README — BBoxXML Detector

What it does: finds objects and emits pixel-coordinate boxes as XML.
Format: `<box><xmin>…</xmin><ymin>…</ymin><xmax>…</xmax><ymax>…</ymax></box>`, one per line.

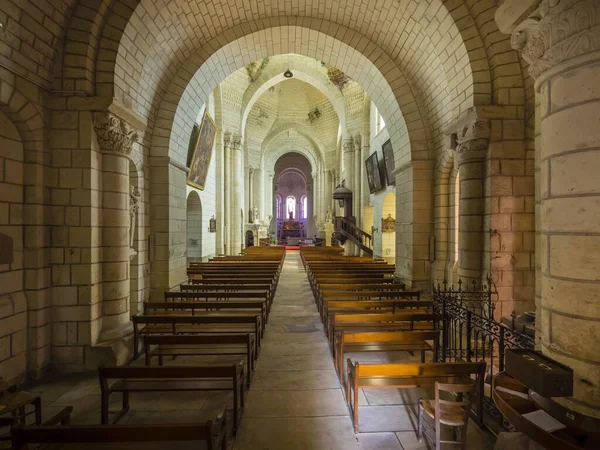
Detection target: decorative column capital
<box><xmin>232</xmin><ymin>134</ymin><xmax>242</xmax><ymax>151</ymax></box>
<box><xmin>342</xmin><ymin>138</ymin><xmax>354</xmax><ymax>154</ymax></box>
<box><xmin>497</xmin><ymin>0</ymin><xmax>600</xmax><ymax>80</ymax></box>
<box><xmin>249</xmin><ymin>166</ymin><xmax>254</xmax><ymax>176</ymax></box>
<box><xmin>353</xmin><ymin>134</ymin><xmax>362</xmax><ymax>149</ymax></box>
<box><xmin>93</xmin><ymin>112</ymin><xmax>138</xmax><ymax>155</ymax></box>
<box><xmin>454</xmin><ymin>119</ymin><xmax>490</xmax><ymax>164</ymax></box>
<box><xmin>223</xmin><ymin>132</ymin><xmax>232</xmax><ymax>148</ymax></box>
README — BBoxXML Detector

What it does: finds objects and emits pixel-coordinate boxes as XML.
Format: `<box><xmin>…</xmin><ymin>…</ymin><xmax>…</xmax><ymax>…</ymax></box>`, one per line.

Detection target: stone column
<box><xmin>497</xmin><ymin>0</ymin><xmax>600</xmax><ymax>417</ymax></box>
<box><xmin>248</xmin><ymin>167</ymin><xmax>254</xmax><ymax>220</ymax></box>
<box><xmin>320</xmin><ymin>168</ymin><xmax>327</xmax><ymax>224</ymax></box>
<box><xmin>255</xmin><ymin>168</ymin><xmax>262</xmax><ymax>222</ymax></box>
<box><xmin>267</xmin><ymin>171</ymin><xmax>274</xmax><ymax>223</ymax></box>
<box><xmin>231</xmin><ymin>135</ymin><xmax>243</xmax><ymax>254</ymax></box>
<box><xmin>453</xmin><ymin>115</ymin><xmax>490</xmax><ymax>284</ymax></box>
<box><xmin>93</xmin><ymin>112</ymin><xmax>138</xmax><ymax>341</ymax></box>
<box><xmin>343</xmin><ymin>137</ymin><xmax>356</xmax><ymax>255</ymax></box>
<box><xmin>343</xmin><ymin>137</ymin><xmax>355</xmax><ymax>217</ymax></box>
<box><xmin>312</xmin><ymin>172</ymin><xmax>319</xmax><ymax>224</ymax></box>
<box><xmin>361</xmin><ymin>133</ymin><xmax>370</xmax><ymax>213</ymax></box>
<box><xmin>223</xmin><ymin>133</ymin><xmax>231</xmax><ymax>255</ymax></box>
<box><xmin>354</xmin><ymin>135</ymin><xmax>362</xmax><ymax>228</ymax></box>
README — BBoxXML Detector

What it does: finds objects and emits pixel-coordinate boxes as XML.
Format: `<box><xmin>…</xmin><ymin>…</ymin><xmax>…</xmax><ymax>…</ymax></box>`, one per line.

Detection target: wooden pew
<box><xmin>131</xmin><ymin>314</ymin><xmax>262</xmax><ymax>359</ymax></box>
<box><xmin>180</xmin><ymin>282</ymin><xmax>275</xmax><ymax>302</ymax></box>
<box><xmin>143</xmin><ymin>334</ymin><xmax>256</xmax><ymax>385</ymax></box>
<box><xmin>317</xmin><ymin>289</ymin><xmax>421</xmax><ymax>316</ymax></box>
<box><xmin>144</xmin><ymin>301</ymin><xmax>268</xmax><ymax>330</ymax></box>
<box><xmin>165</xmin><ymin>290</ymin><xmax>272</xmax><ymax>314</ymax></box>
<box><xmin>345</xmin><ymin>361</ymin><xmax>486</xmax><ymax>432</ymax></box>
<box><xmin>99</xmin><ymin>364</ymin><xmax>244</xmax><ymax>432</ymax></box>
<box><xmin>11</xmin><ymin>406</ymin><xmax>227</xmax><ymax>450</ymax></box>
<box><xmin>11</xmin><ymin>405</ymin><xmax>228</xmax><ymax>450</ymax></box>
<box><xmin>327</xmin><ymin>311</ymin><xmax>436</xmax><ymax>347</ymax></box>
<box><xmin>322</xmin><ymin>299</ymin><xmax>433</xmax><ymax>332</ymax></box>
<box><xmin>333</xmin><ymin>330</ymin><xmax>440</xmax><ymax>373</ymax></box>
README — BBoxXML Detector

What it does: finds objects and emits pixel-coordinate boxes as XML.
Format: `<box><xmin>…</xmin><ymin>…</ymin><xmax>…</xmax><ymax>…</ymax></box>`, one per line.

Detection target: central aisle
<box><xmin>232</xmin><ymin>251</ymin><xmax>362</xmax><ymax>449</ymax></box>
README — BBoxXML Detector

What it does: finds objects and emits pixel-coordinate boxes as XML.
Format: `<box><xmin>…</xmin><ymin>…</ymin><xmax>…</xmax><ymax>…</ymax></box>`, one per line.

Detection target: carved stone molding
<box><xmin>223</xmin><ymin>131</ymin><xmax>232</xmax><ymax>148</ymax></box>
<box><xmin>93</xmin><ymin>112</ymin><xmax>139</xmax><ymax>155</ymax></box>
<box><xmin>342</xmin><ymin>138</ymin><xmax>354</xmax><ymax>154</ymax></box>
<box><xmin>454</xmin><ymin>119</ymin><xmax>490</xmax><ymax>164</ymax></box>
<box><xmin>508</xmin><ymin>0</ymin><xmax>600</xmax><ymax>79</ymax></box>
<box><xmin>232</xmin><ymin>134</ymin><xmax>242</xmax><ymax>151</ymax></box>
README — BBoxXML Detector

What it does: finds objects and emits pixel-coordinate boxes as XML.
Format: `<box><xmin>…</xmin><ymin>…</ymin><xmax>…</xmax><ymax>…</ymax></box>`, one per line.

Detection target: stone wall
<box><xmin>0</xmin><ymin>112</ymin><xmax>27</xmax><ymax>382</ymax></box>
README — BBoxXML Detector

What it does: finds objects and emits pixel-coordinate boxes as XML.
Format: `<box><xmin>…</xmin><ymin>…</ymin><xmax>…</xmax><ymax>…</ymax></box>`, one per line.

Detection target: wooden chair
<box><xmin>417</xmin><ymin>381</ymin><xmax>476</xmax><ymax>450</ymax></box>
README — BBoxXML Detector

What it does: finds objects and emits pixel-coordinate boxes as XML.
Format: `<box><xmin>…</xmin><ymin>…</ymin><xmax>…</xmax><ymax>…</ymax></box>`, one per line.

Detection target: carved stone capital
<box><xmin>454</xmin><ymin>119</ymin><xmax>490</xmax><ymax>164</ymax></box>
<box><xmin>93</xmin><ymin>112</ymin><xmax>139</xmax><ymax>155</ymax></box>
<box><xmin>223</xmin><ymin>132</ymin><xmax>232</xmax><ymax>148</ymax></box>
<box><xmin>232</xmin><ymin>134</ymin><xmax>242</xmax><ymax>151</ymax></box>
<box><xmin>342</xmin><ymin>138</ymin><xmax>354</xmax><ymax>154</ymax></box>
<box><xmin>501</xmin><ymin>0</ymin><xmax>600</xmax><ymax>80</ymax></box>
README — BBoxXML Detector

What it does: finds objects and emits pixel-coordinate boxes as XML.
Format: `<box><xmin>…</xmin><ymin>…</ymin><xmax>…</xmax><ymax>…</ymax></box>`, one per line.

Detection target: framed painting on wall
<box><xmin>365</xmin><ymin>152</ymin><xmax>383</xmax><ymax>193</ymax></box>
<box><xmin>382</xmin><ymin>139</ymin><xmax>395</xmax><ymax>186</ymax></box>
<box><xmin>187</xmin><ymin>110</ymin><xmax>217</xmax><ymax>190</ymax></box>
<box><xmin>186</xmin><ymin>123</ymin><xmax>200</xmax><ymax>168</ymax></box>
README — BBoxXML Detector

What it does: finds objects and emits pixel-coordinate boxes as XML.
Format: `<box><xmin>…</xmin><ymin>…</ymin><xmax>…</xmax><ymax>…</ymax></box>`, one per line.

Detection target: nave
<box><xmin>2</xmin><ymin>250</ymin><xmax>495</xmax><ymax>450</ymax></box>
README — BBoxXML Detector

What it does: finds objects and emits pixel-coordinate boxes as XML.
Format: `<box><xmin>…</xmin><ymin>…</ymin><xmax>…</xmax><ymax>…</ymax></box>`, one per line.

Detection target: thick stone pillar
<box><xmin>320</xmin><ymin>168</ymin><xmax>327</xmax><ymax>223</ymax></box>
<box><xmin>497</xmin><ymin>0</ymin><xmax>600</xmax><ymax>417</ymax></box>
<box><xmin>248</xmin><ymin>167</ymin><xmax>254</xmax><ymax>220</ymax></box>
<box><xmin>93</xmin><ymin>112</ymin><xmax>138</xmax><ymax>357</ymax></box>
<box><xmin>354</xmin><ymin>135</ymin><xmax>362</xmax><ymax>228</ymax></box>
<box><xmin>223</xmin><ymin>133</ymin><xmax>231</xmax><ymax>254</ymax></box>
<box><xmin>312</xmin><ymin>172</ymin><xmax>319</xmax><ymax>224</ymax></box>
<box><xmin>231</xmin><ymin>135</ymin><xmax>243</xmax><ymax>254</ymax></box>
<box><xmin>453</xmin><ymin>115</ymin><xmax>490</xmax><ymax>284</ymax></box>
<box><xmin>254</xmin><ymin>168</ymin><xmax>262</xmax><ymax>222</ymax></box>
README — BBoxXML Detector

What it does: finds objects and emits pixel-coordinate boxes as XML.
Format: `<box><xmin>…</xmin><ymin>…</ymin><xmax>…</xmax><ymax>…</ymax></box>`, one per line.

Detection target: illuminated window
<box><xmin>301</xmin><ymin>195</ymin><xmax>307</xmax><ymax>219</ymax></box>
<box><xmin>286</xmin><ymin>196</ymin><xmax>296</xmax><ymax>220</ymax></box>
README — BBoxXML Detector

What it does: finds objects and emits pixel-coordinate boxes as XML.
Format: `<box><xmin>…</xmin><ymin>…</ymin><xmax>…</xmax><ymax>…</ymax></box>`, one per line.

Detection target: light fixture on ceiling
<box><xmin>284</xmin><ymin>54</ymin><xmax>293</xmax><ymax>78</ymax></box>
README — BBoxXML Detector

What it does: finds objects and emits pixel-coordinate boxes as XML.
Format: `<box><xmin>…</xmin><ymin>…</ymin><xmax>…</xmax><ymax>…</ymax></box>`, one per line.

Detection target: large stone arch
<box><xmin>0</xmin><ymin>78</ymin><xmax>50</xmax><ymax>380</ymax></box>
<box><xmin>149</xmin><ymin>23</ymin><xmax>419</xmax><ymax>171</ymax></box>
<box><xmin>261</xmin><ymin>145</ymin><xmax>320</xmax><ymax>176</ymax></box>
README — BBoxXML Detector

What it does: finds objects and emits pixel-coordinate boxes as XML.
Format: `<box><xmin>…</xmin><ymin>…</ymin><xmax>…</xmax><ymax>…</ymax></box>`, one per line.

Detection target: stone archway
<box><xmin>186</xmin><ymin>192</ymin><xmax>203</xmax><ymax>262</ymax></box>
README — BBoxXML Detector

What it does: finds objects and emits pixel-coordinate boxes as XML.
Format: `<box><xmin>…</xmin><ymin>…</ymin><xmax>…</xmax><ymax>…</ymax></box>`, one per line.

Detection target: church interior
<box><xmin>0</xmin><ymin>0</ymin><xmax>599</xmax><ymax>449</ymax></box>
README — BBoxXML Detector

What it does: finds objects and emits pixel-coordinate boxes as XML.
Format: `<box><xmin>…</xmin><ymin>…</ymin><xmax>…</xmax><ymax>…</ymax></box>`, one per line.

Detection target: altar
<box><xmin>279</xmin><ymin>220</ymin><xmax>304</xmax><ymax>240</ymax></box>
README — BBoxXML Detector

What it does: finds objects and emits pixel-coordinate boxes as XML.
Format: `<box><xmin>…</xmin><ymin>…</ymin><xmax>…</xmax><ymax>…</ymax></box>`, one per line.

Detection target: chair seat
<box><xmin>0</xmin><ymin>391</ymin><xmax>37</xmax><ymax>414</ymax></box>
<box><xmin>420</xmin><ymin>399</ymin><xmax>466</xmax><ymax>427</ymax></box>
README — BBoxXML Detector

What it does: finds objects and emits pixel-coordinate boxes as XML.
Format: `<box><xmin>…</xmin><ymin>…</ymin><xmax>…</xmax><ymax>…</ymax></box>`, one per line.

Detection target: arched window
<box><xmin>276</xmin><ymin>195</ymin><xmax>282</xmax><ymax>219</ymax></box>
<box><xmin>301</xmin><ymin>195</ymin><xmax>307</xmax><ymax>219</ymax></box>
<box><xmin>286</xmin><ymin>196</ymin><xmax>296</xmax><ymax>220</ymax></box>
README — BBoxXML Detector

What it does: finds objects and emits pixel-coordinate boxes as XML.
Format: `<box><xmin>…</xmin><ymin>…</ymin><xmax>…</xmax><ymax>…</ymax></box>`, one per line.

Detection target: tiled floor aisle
<box><xmin>233</xmin><ymin>252</ymin><xmax>423</xmax><ymax>450</ymax></box>
<box><xmin>232</xmin><ymin>251</ymin><xmax>495</xmax><ymax>450</ymax></box>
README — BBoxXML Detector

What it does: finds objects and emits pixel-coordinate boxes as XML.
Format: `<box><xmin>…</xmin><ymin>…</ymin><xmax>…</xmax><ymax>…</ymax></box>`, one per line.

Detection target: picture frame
<box><xmin>382</xmin><ymin>139</ymin><xmax>395</xmax><ymax>186</ymax></box>
<box><xmin>187</xmin><ymin>111</ymin><xmax>217</xmax><ymax>190</ymax></box>
<box><xmin>365</xmin><ymin>152</ymin><xmax>383</xmax><ymax>193</ymax></box>
<box><xmin>186</xmin><ymin>123</ymin><xmax>200</xmax><ymax>169</ymax></box>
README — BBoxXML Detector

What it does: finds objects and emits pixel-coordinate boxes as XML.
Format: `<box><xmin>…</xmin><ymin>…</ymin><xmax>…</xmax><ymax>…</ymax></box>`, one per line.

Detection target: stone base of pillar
<box><xmin>86</xmin><ymin>323</ymin><xmax>134</xmax><ymax>369</ymax></box>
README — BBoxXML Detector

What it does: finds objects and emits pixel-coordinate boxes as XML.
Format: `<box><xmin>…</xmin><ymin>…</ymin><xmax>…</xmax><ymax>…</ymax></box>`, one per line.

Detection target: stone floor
<box><xmin>5</xmin><ymin>251</ymin><xmax>497</xmax><ymax>449</ymax></box>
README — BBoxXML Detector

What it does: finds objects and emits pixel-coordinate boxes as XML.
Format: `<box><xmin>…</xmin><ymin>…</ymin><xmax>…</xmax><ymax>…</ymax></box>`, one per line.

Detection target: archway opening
<box><xmin>186</xmin><ymin>192</ymin><xmax>202</xmax><ymax>262</ymax></box>
<box><xmin>381</xmin><ymin>192</ymin><xmax>396</xmax><ymax>264</ymax></box>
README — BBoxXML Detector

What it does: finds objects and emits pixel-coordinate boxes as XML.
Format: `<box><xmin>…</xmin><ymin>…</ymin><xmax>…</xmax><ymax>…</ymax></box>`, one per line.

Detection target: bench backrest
<box><xmin>355</xmin><ymin>361</ymin><xmax>485</xmax><ymax>379</ymax></box>
<box><xmin>342</xmin><ymin>330</ymin><xmax>439</xmax><ymax>344</ymax></box>
<box><xmin>326</xmin><ymin>300</ymin><xmax>432</xmax><ymax>310</ymax></box>
<box><xmin>333</xmin><ymin>311</ymin><xmax>434</xmax><ymax>324</ymax></box>
<box><xmin>164</xmin><ymin>291</ymin><xmax>268</xmax><ymax>301</ymax></box>
<box><xmin>144</xmin><ymin>333</ymin><xmax>252</xmax><ymax>346</ymax></box>
<box><xmin>99</xmin><ymin>364</ymin><xmax>241</xmax><ymax>380</ymax></box>
<box><xmin>145</xmin><ymin>301</ymin><xmax>265</xmax><ymax>315</ymax></box>
<box><xmin>132</xmin><ymin>314</ymin><xmax>259</xmax><ymax>325</ymax></box>
<box><xmin>321</xmin><ymin>290</ymin><xmax>420</xmax><ymax>299</ymax></box>
<box><xmin>11</xmin><ymin>422</ymin><xmax>219</xmax><ymax>448</ymax></box>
